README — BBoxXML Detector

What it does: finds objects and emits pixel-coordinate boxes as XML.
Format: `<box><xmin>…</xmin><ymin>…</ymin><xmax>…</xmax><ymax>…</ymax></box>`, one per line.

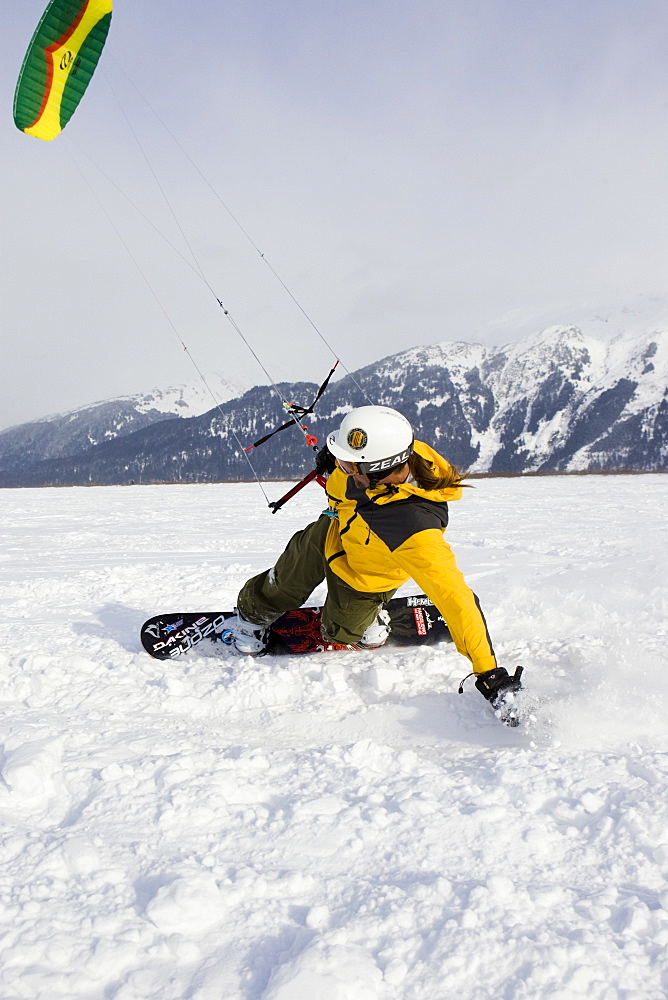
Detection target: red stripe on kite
<box><xmin>26</xmin><ymin>0</ymin><xmax>89</xmax><ymax>129</ymax></box>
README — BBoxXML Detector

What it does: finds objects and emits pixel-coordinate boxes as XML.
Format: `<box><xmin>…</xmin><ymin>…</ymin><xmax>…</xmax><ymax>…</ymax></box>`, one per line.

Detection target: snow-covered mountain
<box><xmin>1</xmin><ymin>326</ymin><xmax>666</xmax><ymax>486</ymax></box>
<box><xmin>0</xmin><ymin>373</ymin><xmax>244</xmax><ymax>472</ymax></box>
<box><xmin>418</xmin><ymin>324</ymin><xmax>667</xmax><ymax>473</ymax></box>
<box><xmin>328</xmin><ymin>324</ymin><xmax>667</xmax><ymax>474</ymax></box>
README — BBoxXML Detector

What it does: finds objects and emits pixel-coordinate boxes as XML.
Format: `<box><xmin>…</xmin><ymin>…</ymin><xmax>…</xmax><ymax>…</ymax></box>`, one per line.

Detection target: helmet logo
<box><xmin>347</xmin><ymin>428</ymin><xmax>367</xmax><ymax>450</ymax></box>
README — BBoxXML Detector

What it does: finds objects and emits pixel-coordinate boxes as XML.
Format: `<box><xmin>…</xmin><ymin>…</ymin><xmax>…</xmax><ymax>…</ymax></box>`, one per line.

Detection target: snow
<box><xmin>1</xmin><ymin>475</ymin><xmax>667</xmax><ymax>1000</ymax></box>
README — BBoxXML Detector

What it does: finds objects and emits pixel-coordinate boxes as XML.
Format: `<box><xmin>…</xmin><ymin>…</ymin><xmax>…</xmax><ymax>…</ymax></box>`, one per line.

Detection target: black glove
<box><xmin>315</xmin><ymin>445</ymin><xmax>337</xmax><ymax>476</ymax></box>
<box><xmin>475</xmin><ymin>666</ymin><xmax>524</xmax><ymax>725</ymax></box>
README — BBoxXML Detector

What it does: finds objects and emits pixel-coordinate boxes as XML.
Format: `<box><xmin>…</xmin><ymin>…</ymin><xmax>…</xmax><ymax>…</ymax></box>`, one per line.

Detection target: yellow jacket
<box><xmin>324</xmin><ymin>441</ymin><xmax>497</xmax><ymax>674</ymax></box>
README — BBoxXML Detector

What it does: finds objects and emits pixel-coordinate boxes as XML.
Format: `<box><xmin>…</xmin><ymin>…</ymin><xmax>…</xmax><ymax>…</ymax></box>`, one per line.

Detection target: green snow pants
<box><xmin>236</xmin><ymin>515</ymin><xmax>396</xmax><ymax>645</ymax></box>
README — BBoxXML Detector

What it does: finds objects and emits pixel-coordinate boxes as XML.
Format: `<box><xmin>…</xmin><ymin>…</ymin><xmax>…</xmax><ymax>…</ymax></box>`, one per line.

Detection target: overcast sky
<box><xmin>3</xmin><ymin>0</ymin><xmax>668</xmax><ymax>429</ymax></box>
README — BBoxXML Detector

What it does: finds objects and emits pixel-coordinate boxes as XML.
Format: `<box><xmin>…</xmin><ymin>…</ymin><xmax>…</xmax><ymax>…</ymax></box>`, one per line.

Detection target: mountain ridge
<box><xmin>0</xmin><ymin>373</ymin><xmax>244</xmax><ymax>472</ymax></box>
<box><xmin>1</xmin><ymin>325</ymin><xmax>666</xmax><ymax>486</ymax></box>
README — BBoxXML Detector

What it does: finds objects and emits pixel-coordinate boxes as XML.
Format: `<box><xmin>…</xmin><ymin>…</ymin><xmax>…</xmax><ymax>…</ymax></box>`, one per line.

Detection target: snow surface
<box><xmin>1</xmin><ymin>476</ymin><xmax>667</xmax><ymax>1000</ymax></box>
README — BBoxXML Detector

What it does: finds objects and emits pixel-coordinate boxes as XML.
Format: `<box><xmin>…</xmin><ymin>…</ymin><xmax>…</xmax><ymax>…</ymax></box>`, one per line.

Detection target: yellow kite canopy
<box><xmin>14</xmin><ymin>0</ymin><xmax>112</xmax><ymax>141</ymax></box>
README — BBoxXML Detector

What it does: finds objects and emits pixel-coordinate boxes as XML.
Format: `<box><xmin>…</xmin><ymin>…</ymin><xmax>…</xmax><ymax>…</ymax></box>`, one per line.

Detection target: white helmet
<box><xmin>327</xmin><ymin>405</ymin><xmax>414</xmax><ymax>475</ymax></box>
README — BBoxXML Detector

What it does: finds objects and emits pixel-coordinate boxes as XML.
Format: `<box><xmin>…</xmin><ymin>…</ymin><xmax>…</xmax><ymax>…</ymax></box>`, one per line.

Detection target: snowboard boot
<box><xmin>357</xmin><ymin>609</ymin><xmax>391</xmax><ymax>649</ymax></box>
<box><xmin>226</xmin><ymin>609</ymin><xmax>269</xmax><ymax>655</ymax></box>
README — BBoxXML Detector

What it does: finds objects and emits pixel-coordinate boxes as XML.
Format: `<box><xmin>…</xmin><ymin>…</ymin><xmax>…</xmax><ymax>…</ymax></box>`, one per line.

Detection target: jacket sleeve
<box><xmin>392</xmin><ymin>529</ymin><xmax>497</xmax><ymax>674</ymax></box>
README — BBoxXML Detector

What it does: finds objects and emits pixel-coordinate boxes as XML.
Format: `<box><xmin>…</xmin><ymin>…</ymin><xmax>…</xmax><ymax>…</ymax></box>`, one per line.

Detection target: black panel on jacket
<box><xmin>351</xmin><ymin>487</ymin><xmax>450</xmax><ymax>552</ymax></box>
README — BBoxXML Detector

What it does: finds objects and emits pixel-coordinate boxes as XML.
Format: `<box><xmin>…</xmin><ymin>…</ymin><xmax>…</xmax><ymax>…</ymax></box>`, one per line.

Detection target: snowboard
<box><xmin>140</xmin><ymin>594</ymin><xmax>452</xmax><ymax>660</ymax></box>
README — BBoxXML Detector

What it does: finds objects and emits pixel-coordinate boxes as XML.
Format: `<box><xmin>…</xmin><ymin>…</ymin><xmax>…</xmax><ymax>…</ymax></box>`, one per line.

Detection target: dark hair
<box><xmin>408</xmin><ymin>451</ymin><xmax>468</xmax><ymax>491</ymax></box>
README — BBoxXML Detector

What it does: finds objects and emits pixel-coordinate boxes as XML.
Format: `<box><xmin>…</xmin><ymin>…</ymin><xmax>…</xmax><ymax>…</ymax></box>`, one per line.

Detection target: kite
<box><xmin>14</xmin><ymin>0</ymin><xmax>112</xmax><ymax>141</ymax></box>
